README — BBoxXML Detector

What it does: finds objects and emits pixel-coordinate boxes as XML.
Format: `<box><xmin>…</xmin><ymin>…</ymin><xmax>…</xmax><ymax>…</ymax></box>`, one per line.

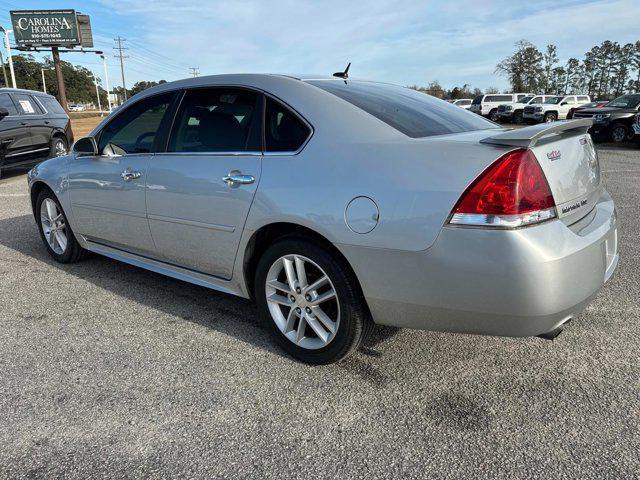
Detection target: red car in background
<box><xmin>567</xmin><ymin>100</ymin><xmax>608</xmax><ymax>119</ymax></box>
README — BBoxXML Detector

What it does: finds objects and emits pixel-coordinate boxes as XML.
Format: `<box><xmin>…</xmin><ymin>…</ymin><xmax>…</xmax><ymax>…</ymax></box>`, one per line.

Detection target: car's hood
<box><xmin>579</xmin><ymin>106</ymin><xmax>636</xmax><ymax>115</ymax></box>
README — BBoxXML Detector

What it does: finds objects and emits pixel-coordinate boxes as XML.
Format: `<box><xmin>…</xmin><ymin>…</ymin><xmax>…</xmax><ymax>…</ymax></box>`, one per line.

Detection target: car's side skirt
<box><xmin>84</xmin><ymin>240</ymin><xmax>247</xmax><ymax>299</ymax></box>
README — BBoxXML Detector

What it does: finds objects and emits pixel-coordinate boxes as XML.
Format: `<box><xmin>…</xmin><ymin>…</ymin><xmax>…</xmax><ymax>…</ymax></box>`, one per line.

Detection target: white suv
<box><xmin>497</xmin><ymin>95</ymin><xmax>556</xmax><ymax>124</ymax></box>
<box><xmin>523</xmin><ymin>95</ymin><xmax>591</xmax><ymax>123</ymax></box>
<box><xmin>469</xmin><ymin>93</ymin><xmax>531</xmax><ymax>121</ymax></box>
<box><xmin>452</xmin><ymin>98</ymin><xmax>472</xmax><ymax>109</ymax></box>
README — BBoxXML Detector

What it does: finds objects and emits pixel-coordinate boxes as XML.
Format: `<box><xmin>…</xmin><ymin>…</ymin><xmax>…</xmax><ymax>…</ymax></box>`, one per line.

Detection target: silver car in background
<box><xmin>28</xmin><ymin>74</ymin><xmax>618</xmax><ymax>364</ymax></box>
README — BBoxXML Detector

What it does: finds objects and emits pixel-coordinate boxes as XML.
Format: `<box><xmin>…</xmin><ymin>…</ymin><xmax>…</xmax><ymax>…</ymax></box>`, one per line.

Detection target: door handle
<box><xmin>222</xmin><ymin>172</ymin><xmax>255</xmax><ymax>186</ymax></box>
<box><xmin>121</xmin><ymin>169</ymin><xmax>142</xmax><ymax>181</ymax></box>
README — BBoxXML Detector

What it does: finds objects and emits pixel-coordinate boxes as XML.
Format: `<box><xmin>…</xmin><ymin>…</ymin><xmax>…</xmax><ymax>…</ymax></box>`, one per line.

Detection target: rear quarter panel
<box><xmin>246</xmin><ymin>130</ymin><xmax>506</xmax><ymax>252</ymax></box>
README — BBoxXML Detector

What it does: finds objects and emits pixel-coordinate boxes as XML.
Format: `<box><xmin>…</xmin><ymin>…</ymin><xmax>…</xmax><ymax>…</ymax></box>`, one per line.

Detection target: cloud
<box><xmin>91</xmin><ymin>0</ymin><xmax>640</xmax><ymax>89</ymax></box>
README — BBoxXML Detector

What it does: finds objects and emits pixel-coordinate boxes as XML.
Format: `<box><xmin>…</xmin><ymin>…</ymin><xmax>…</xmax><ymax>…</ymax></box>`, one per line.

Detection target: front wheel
<box><xmin>610</xmin><ymin>124</ymin><xmax>628</xmax><ymax>143</ymax></box>
<box><xmin>35</xmin><ymin>189</ymin><xmax>86</xmax><ymax>263</ymax></box>
<box><xmin>544</xmin><ymin>112</ymin><xmax>557</xmax><ymax>123</ymax></box>
<box><xmin>488</xmin><ymin>109</ymin><xmax>499</xmax><ymax>122</ymax></box>
<box><xmin>513</xmin><ymin>111</ymin><xmax>523</xmax><ymax>124</ymax></box>
<box><xmin>255</xmin><ymin>238</ymin><xmax>371</xmax><ymax>364</ymax></box>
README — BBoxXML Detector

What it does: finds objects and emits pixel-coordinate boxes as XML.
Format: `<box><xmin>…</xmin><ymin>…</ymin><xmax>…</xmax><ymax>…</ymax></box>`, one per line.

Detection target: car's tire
<box><xmin>513</xmin><ymin>110</ymin><xmax>523</xmax><ymax>124</ymax></box>
<box><xmin>50</xmin><ymin>136</ymin><xmax>68</xmax><ymax>158</ymax></box>
<box><xmin>35</xmin><ymin>189</ymin><xmax>86</xmax><ymax>263</ymax></box>
<box><xmin>488</xmin><ymin>109</ymin><xmax>499</xmax><ymax>122</ymax></box>
<box><xmin>610</xmin><ymin>123</ymin><xmax>628</xmax><ymax>143</ymax></box>
<box><xmin>544</xmin><ymin>112</ymin><xmax>557</xmax><ymax>123</ymax></box>
<box><xmin>254</xmin><ymin>237</ymin><xmax>372</xmax><ymax>365</ymax></box>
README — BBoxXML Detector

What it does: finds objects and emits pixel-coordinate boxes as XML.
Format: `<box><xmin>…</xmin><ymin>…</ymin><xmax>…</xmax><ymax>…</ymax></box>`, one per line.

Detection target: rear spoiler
<box><xmin>480</xmin><ymin>119</ymin><xmax>593</xmax><ymax>148</ymax></box>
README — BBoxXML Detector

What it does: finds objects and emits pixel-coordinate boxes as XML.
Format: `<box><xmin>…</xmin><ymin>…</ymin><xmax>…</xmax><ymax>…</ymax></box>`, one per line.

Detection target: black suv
<box><xmin>0</xmin><ymin>88</ymin><xmax>73</xmax><ymax>177</ymax></box>
<box><xmin>573</xmin><ymin>93</ymin><xmax>640</xmax><ymax>143</ymax></box>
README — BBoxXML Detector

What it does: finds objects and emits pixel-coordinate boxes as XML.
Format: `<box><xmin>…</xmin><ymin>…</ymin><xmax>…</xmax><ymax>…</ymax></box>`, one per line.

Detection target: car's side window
<box><xmin>531</xmin><ymin>96</ymin><xmax>542</xmax><ymax>104</ymax></box>
<box><xmin>578</xmin><ymin>96</ymin><xmax>590</xmax><ymax>103</ymax></box>
<box><xmin>12</xmin><ymin>94</ymin><xmax>43</xmax><ymax>115</ymax></box>
<box><xmin>264</xmin><ymin>98</ymin><xmax>310</xmax><ymax>152</ymax></box>
<box><xmin>564</xmin><ymin>96</ymin><xmax>576</xmax><ymax>105</ymax></box>
<box><xmin>516</xmin><ymin>94</ymin><xmax>528</xmax><ymax>101</ymax></box>
<box><xmin>37</xmin><ymin>96</ymin><xmax>66</xmax><ymax>115</ymax></box>
<box><xmin>98</xmin><ymin>92</ymin><xmax>176</xmax><ymax>154</ymax></box>
<box><xmin>0</xmin><ymin>93</ymin><xmax>18</xmax><ymax>115</ymax></box>
<box><xmin>168</xmin><ymin>88</ymin><xmax>261</xmax><ymax>153</ymax></box>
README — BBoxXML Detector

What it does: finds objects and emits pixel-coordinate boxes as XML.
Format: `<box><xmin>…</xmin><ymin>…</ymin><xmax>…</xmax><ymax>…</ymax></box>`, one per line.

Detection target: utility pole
<box><xmin>93</xmin><ymin>73</ymin><xmax>102</xmax><ymax>115</ymax></box>
<box><xmin>189</xmin><ymin>67</ymin><xmax>199</xmax><ymax>77</ymax></box>
<box><xmin>0</xmin><ymin>28</ymin><xmax>16</xmax><ymax>88</ymax></box>
<box><xmin>113</xmin><ymin>36</ymin><xmax>128</xmax><ymax>101</ymax></box>
<box><xmin>52</xmin><ymin>47</ymin><xmax>69</xmax><ymax>112</ymax></box>
<box><xmin>0</xmin><ymin>49</ymin><xmax>7</xmax><ymax>87</ymax></box>
<box><xmin>101</xmin><ymin>54</ymin><xmax>112</xmax><ymax>112</ymax></box>
<box><xmin>41</xmin><ymin>68</ymin><xmax>47</xmax><ymax>92</ymax></box>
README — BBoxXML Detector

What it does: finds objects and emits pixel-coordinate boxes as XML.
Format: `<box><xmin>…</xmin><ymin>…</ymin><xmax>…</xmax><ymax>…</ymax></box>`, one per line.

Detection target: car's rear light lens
<box><xmin>449</xmin><ymin>148</ymin><xmax>556</xmax><ymax>228</ymax></box>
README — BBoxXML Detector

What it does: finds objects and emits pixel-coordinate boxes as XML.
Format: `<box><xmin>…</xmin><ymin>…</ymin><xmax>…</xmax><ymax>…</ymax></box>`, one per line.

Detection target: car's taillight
<box><xmin>449</xmin><ymin>148</ymin><xmax>556</xmax><ymax>228</ymax></box>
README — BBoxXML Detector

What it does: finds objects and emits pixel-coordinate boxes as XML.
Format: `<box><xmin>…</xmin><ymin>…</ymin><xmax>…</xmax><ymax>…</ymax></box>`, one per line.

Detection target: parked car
<box><xmin>0</xmin><ymin>88</ymin><xmax>72</xmax><ymax>178</ymax></box>
<box><xmin>633</xmin><ymin>112</ymin><xmax>640</xmax><ymax>144</ymax></box>
<box><xmin>68</xmin><ymin>104</ymin><xmax>86</xmax><ymax>112</ymax></box>
<box><xmin>28</xmin><ymin>74</ymin><xmax>618</xmax><ymax>364</ymax></box>
<box><xmin>567</xmin><ymin>100</ymin><xmax>608</xmax><ymax>119</ymax></box>
<box><xmin>497</xmin><ymin>94</ymin><xmax>556</xmax><ymax>124</ymax></box>
<box><xmin>452</xmin><ymin>98</ymin><xmax>472</xmax><ymax>109</ymax></box>
<box><xmin>523</xmin><ymin>95</ymin><xmax>591</xmax><ymax>123</ymax></box>
<box><xmin>470</xmin><ymin>93</ymin><xmax>532</xmax><ymax>121</ymax></box>
<box><xmin>572</xmin><ymin>94</ymin><xmax>640</xmax><ymax>143</ymax></box>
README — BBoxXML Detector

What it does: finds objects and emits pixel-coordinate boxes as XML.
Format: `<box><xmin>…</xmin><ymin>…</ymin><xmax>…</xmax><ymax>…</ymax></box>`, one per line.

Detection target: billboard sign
<box><xmin>10</xmin><ymin>10</ymin><xmax>80</xmax><ymax>47</ymax></box>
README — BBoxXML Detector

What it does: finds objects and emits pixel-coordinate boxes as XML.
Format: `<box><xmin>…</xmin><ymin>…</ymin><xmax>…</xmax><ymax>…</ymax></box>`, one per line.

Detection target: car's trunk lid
<box><xmin>481</xmin><ymin>119</ymin><xmax>601</xmax><ymax>224</ymax></box>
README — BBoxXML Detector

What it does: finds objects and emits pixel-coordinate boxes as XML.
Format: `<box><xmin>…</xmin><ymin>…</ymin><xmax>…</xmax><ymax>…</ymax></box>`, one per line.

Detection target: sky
<box><xmin>1</xmin><ymin>0</ymin><xmax>639</xmax><ymax>92</ymax></box>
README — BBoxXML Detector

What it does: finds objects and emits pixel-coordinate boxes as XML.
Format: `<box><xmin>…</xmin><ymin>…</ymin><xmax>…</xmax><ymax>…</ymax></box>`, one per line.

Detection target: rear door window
<box><xmin>486</xmin><ymin>95</ymin><xmax>512</xmax><ymax>103</ymax></box>
<box><xmin>37</xmin><ymin>96</ymin><xmax>67</xmax><ymax>114</ymax></box>
<box><xmin>12</xmin><ymin>94</ymin><xmax>43</xmax><ymax>115</ymax></box>
<box><xmin>516</xmin><ymin>94</ymin><xmax>528</xmax><ymax>101</ymax></box>
<box><xmin>308</xmin><ymin>80</ymin><xmax>496</xmax><ymax>138</ymax></box>
<box><xmin>168</xmin><ymin>88</ymin><xmax>261</xmax><ymax>152</ymax></box>
<box><xmin>264</xmin><ymin>98</ymin><xmax>311</xmax><ymax>152</ymax></box>
<box><xmin>0</xmin><ymin>93</ymin><xmax>18</xmax><ymax>115</ymax></box>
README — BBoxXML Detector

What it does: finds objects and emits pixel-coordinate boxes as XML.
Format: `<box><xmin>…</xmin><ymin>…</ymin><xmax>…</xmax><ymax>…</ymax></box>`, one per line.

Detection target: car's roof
<box><xmin>0</xmin><ymin>87</ymin><xmax>54</xmax><ymax>97</ymax></box>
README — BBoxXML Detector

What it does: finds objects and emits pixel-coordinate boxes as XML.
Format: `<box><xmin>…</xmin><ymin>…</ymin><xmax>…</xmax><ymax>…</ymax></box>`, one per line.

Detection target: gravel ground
<box><xmin>0</xmin><ymin>146</ymin><xmax>638</xmax><ymax>479</ymax></box>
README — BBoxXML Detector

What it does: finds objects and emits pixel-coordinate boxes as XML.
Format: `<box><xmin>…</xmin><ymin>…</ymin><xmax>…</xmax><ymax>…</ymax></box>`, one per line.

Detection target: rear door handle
<box><xmin>222</xmin><ymin>172</ymin><xmax>255</xmax><ymax>186</ymax></box>
<box><xmin>121</xmin><ymin>168</ymin><xmax>142</xmax><ymax>181</ymax></box>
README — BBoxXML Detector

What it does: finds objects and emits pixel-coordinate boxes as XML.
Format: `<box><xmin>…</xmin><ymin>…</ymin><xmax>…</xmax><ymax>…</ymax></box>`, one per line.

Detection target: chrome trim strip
<box><xmin>6</xmin><ymin>146</ymin><xmax>50</xmax><ymax>158</ymax></box>
<box><xmin>147</xmin><ymin>213</ymin><xmax>235</xmax><ymax>232</ymax></box>
<box><xmin>158</xmin><ymin>151</ymin><xmax>262</xmax><ymax>157</ymax></box>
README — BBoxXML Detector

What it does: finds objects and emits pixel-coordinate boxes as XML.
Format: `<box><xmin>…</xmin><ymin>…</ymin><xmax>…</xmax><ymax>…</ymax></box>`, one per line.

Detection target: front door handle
<box><xmin>222</xmin><ymin>172</ymin><xmax>255</xmax><ymax>186</ymax></box>
<box><xmin>121</xmin><ymin>168</ymin><xmax>142</xmax><ymax>181</ymax></box>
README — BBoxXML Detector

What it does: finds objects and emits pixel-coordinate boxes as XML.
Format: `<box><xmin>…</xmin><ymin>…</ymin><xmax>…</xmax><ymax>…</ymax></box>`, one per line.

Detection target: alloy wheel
<box><xmin>40</xmin><ymin>198</ymin><xmax>68</xmax><ymax>254</ymax></box>
<box><xmin>611</xmin><ymin>126</ymin><xmax>626</xmax><ymax>143</ymax></box>
<box><xmin>265</xmin><ymin>254</ymin><xmax>340</xmax><ymax>350</ymax></box>
<box><xmin>54</xmin><ymin>140</ymin><xmax>67</xmax><ymax>156</ymax></box>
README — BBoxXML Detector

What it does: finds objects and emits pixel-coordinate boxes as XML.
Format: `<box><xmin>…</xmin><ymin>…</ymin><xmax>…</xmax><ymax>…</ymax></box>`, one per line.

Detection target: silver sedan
<box><xmin>28</xmin><ymin>74</ymin><xmax>618</xmax><ymax>364</ymax></box>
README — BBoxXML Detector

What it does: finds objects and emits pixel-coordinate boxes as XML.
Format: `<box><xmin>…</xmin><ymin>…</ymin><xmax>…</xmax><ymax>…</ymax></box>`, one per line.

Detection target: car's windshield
<box><xmin>519</xmin><ymin>96</ymin><xmax>534</xmax><ymax>104</ymax></box>
<box><xmin>606</xmin><ymin>94</ymin><xmax>640</xmax><ymax>109</ymax></box>
<box><xmin>544</xmin><ymin>97</ymin><xmax>563</xmax><ymax>105</ymax></box>
<box><xmin>308</xmin><ymin>80</ymin><xmax>498</xmax><ymax>138</ymax></box>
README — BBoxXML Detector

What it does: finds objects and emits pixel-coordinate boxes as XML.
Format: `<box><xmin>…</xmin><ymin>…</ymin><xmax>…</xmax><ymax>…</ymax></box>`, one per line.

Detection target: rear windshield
<box><xmin>308</xmin><ymin>81</ymin><xmax>497</xmax><ymax>138</ymax></box>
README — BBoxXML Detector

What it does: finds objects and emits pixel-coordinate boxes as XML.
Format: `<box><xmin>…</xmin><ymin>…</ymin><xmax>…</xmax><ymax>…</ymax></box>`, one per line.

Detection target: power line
<box><xmin>113</xmin><ymin>36</ymin><xmax>129</xmax><ymax>100</ymax></box>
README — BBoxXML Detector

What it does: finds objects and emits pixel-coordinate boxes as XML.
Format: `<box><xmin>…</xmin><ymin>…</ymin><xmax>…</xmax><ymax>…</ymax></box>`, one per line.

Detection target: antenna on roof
<box><xmin>333</xmin><ymin>62</ymin><xmax>351</xmax><ymax>80</ymax></box>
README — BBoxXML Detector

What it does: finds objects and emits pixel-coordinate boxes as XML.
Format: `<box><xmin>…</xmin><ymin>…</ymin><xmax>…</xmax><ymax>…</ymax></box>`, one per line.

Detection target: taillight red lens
<box><xmin>453</xmin><ymin>148</ymin><xmax>555</xmax><ymax>216</ymax></box>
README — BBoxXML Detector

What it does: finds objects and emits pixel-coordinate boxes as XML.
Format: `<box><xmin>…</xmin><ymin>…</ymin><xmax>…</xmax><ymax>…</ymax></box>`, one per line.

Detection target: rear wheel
<box><xmin>50</xmin><ymin>136</ymin><xmax>68</xmax><ymax>158</ymax></box>
<box><xmin>544</xmin><ymin>112</ymin><xmax>557</xmax><ymax>123</ymax></box>
<box><xmin>35</xmin><ymin>189</ymin><xmax>85</xmax><ymax>263</ymax></box>
<box><xmin>255</xmin><ymin>237</ymin><xmax>371</xmax><ymax>364</ymax></box>
<box><xmin>610</xmin><ymin>123</ymin><xmax>628</xmax><ymax>143</ymax></box>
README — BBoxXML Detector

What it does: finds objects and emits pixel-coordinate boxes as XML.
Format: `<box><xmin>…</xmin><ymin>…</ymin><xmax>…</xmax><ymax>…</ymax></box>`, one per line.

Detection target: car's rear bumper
<box><xmin>340</xmin><ymin>189</ymin><xmax>618</xmax><ymax>337</ymax></box>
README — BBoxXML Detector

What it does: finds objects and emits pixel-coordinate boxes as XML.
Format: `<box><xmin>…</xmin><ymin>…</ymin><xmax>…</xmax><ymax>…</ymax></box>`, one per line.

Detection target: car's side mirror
<box><xmin>0</xmin><ymin>107</ymin><xmax>9</xmax><ymax>120</ymax></box>
<box><xmin>72</xmin><ymin>137</ymin><xmax>98</xmax><ymax>155</ymax></box>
